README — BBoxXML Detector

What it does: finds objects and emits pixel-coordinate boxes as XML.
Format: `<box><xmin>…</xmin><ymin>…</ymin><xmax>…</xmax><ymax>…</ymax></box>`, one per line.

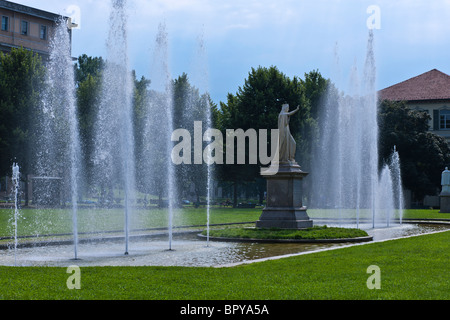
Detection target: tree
<box><xmin>74</xmin><ymin>55</ymin><xmax>104</xmax><ymax>192</ymax></box>
<box><xmin>216</xmin><ymin>66</ymin><xmax>315</xmax><ymax>206</ymax></box>
<box><xmin>74</xmin><ymin>54</ymin><xmax>104</xmax><ymax>84</ymax></box>
<box><xmin>132</xmin><ymin>71</ymin><xmax>151</xmax><ymax>197</ymax></box>
<box><xmin>0</xmin><ymin>48</ymin><xmax>46</xmax><ymax>194</ymax></box>
<box><xmin>297</xmin><ymin>70</ymin><xmax>328</xmax><ymax>172</ymax></box>
<box><xmin>301</xmin><ymin>70</ymin><xmax>329</xmax><ymax>121</ymax></box>
<box><xmin>378</xmin><ymin>100</ymin><xmax>450</xmax><ymax>201</ymax></box>
<box><xmin>171</xmin><ymin>73</ymin><xmax>217</xmax><ymax>204</ymax></box>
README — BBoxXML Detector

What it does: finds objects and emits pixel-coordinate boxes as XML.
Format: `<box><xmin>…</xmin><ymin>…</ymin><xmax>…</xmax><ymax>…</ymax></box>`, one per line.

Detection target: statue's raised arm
<box><xmin>286</xmin><ymin>106</ymin><xmax>300</xmax><ymax>116</ymax></box>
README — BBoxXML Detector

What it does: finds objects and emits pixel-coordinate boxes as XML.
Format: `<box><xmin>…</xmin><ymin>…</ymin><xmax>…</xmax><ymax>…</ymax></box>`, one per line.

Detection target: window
<box><xmin>440</xmin><ymin>110</ymin><xmax>450</xmax><ymax>130</ymax></box>
<box><xmin>1</xmin><ymin>16</ymin><xmax>8</xmax><ymax>31</ymax></box>
<box><xmin>21</xmin><ymin>20</ymin><xmax>28</xmax><ymax>35</ymax></box>
<box><xmin>40</xmin><ymin>25</ymin><xmax>47</xmax><ymax>40</ymax></box>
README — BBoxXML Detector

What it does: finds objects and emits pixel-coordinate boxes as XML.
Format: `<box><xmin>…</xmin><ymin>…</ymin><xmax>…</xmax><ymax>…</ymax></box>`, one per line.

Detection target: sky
<box><xmin>11</xmin><ymin>0</ymin><xmax>450</xmax><ymax>104</ymax></box>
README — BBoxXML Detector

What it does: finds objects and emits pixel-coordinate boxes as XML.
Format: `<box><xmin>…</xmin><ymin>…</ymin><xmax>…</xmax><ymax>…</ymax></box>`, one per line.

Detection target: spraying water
<box><xmin>146</xmin><ymin>22</ymin><xmax>177</xmax><ymax>250</ymax></box>
<box><xmin>93</xmin><ymin>0</ymin><xmax>136</xmax><ymax>255</ymax></box>
<box><xmin>12</xmin><ymin>163</ymin><xmax>20</xmax><ymax>265</ymax></box>
<box><xmin>390</xmin><ymin>146</ymin><xmax>404</xmax><ymax>224</ymax></box>
<box><xmin>311</xmin><ymin>31</ymin><xmax>403</xmax><ymax>228</ymax></box>
<box><xmin>38</xmin><ymin>18</ymin><xmax>81</xmax><ymax>259</ymax></box>
<box><xmin>193</xmin><ymin>29</ymin><xmax>212</xmax><ymax>246</ymax></box>
<box><xmin>376</xmin><ymin>165</ymin><xmax>394</xmax><ymax>227</ymax></box>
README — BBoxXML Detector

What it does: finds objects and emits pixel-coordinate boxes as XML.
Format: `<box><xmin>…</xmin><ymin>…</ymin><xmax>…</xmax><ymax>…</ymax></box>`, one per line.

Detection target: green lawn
<box><xmin>1</xmin><ymin>206</ymin><xmax>447</xmax><ymax>238</ymax></box>
<box><xmin>0</xmin><ymin>207</ymin><xmax>449</xmax><ymax>300</ymax></box>
<box><xmin>0</xmin><ymin>230</ymin><xmax>448</xmax><ymax>300</ymax></box>
<box><xmin>204</xmin><ymin>225</ymin><xmax>369</xmax><ymax>240</ymax></box>
<box><xmin>0</xmin><ymin>207</ymin><xmax>261</xmax><ymax>238</ymax></box>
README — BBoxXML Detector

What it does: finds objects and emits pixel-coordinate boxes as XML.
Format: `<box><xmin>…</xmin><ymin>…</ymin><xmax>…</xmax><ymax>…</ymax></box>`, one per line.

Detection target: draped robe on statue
<box><xmin>278</xmin><ymin>104</ymin><xmax>297</xmax><ymax>162</ymax></box>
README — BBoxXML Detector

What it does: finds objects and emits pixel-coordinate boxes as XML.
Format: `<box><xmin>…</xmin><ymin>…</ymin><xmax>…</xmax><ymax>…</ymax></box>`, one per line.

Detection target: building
<box><xmin>0</xmin><ymin>0</ymin><xmax>73</xmax><ymax>59</ymax></box>
<box><xmin>378</xmin><ymin>68</ymin><xmax>450</xmax><ymax>143</ymax></box>
<box><xmin>379</xmin><ymin>69</ymin><xmax>450</xmax><ymax>208</ymax></box>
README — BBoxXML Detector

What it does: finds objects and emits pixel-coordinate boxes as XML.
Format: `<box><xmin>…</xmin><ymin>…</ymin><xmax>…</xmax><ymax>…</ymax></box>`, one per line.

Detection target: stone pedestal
<box><xmin>256</xmin><ymin>161</ymin><xmax>313</xmax><ymax>229</ymax></box>
<box><xmin>439</xmin><ymin>194</ymin><xmax>450</xmax><ymax>213</ymax></box>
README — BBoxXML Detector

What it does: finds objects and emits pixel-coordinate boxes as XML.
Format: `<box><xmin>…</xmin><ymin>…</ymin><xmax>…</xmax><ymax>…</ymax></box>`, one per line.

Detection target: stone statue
<box><xmin>441</xmin><ymin>167</ymin><xmax>450</xmax><ymax>195</ymax></box>
<box><xmin>440</xmin><ymin>167</ymin><xmax>450</xmax><ymax>212</ymax></box>
<box><xmin>278</xmin><ymin>103</ymin><xmax>299</xmax><ymax>163</ymax></box>
<box><xmin>257</xmin><ymin>103</ymin><xmax>313</xmax><ymax>229</ymax></box>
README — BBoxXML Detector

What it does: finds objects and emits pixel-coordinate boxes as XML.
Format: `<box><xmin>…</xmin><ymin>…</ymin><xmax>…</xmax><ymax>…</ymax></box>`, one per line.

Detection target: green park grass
<box><xmin>0</xmin><ymin>206</ymin><xmax>260</xmax><ymax>239</ymax></box>
<box><xmin>0</xmin><ymin>206</ymin><xmax>449</xmax><ymax>300</ymax></box>
<box><xmin>0</xmin><ymin>230</ymin><xmax>448</xmax><ymax>300</ymax></box>
<box><xmin>203</xmin><ymin>225</ymin><xmax>369</xmax><ymax>240</ymax></box>
<box><xmin>0</xmin><ymin>206</ymin><xmax>447</xmax><ymax>238</ymax></box>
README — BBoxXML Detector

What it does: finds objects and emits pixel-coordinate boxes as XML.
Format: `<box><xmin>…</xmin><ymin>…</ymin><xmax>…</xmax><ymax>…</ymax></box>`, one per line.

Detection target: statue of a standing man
<box><xmin>278</xmin><ymin>103</ymin><xmax>299</xmax><ymax>163</ymax></box>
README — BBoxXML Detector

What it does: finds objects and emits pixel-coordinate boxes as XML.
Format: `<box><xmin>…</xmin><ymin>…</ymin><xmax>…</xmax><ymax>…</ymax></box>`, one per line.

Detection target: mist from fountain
<box><xmin>145</xmin><ymin>22</ymin><xmax>177</xmax><ymax>250</ymax></box>
<box><xmin>390</xmin><ymin>147</ymin><xmax>404</xmax><ymax>224</ymax></box>
<box><xmin>376</xmin><ymin>165</ymin><xmax>394</xmax><ymax>227</ymax></box>
<box><xmin>93</xmin><ymin>0</ymin><xmax>135</xmax><ymax>255</ymax></box>
<box><xmin>193</xmin><ymin>29</ymin><xmax>212</xmax><ymax>246</ymax></box>
<box><xmin>310</xmin><ymin>31</ymin><xmax>403</xmax><ymax>228</ymax></box>
<box><xmin>36</xmin><ymin>19</ymin><xmax>81</xmax><ymax>259</ymax></box>
<box><xmin>11</xmin><ymin>163</ymin><xmax>20</xmax><ymax>265</ymax></box>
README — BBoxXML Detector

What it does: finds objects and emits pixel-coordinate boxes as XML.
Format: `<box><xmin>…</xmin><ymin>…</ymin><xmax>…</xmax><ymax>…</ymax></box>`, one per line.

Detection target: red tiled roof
<box><xmin>378</xmin><ymin>69</ymin><xmax>450</xmax><ymax>102</ymax></box>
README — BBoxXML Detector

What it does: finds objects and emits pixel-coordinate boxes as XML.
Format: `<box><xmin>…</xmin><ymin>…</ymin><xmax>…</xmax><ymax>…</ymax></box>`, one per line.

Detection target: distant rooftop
<box><xmin>378</xmin><ymin>69</ymin><xmax>450</xmax><ymax>102</ymax></box>
<box><xmin>0</xmin><ymin>0</ymin><xmax>63</xmax><ymax>21</ymax></box>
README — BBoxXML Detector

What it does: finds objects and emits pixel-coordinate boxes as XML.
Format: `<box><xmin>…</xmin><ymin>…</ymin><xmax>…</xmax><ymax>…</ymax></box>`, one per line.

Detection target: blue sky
<box><xmin>12</xmin><ymin>0</ymin><xmax>450</xmax><ymax>104</ymax></box>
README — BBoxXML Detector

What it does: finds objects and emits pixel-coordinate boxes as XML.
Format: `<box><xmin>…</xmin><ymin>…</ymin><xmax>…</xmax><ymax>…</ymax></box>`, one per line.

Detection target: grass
<box><xmin>203</xmin><ymin>225</ymin><xmax>369</xmax><ymax>240</ymax></box>
<box><xmin>1</xmin><ymin>206</ymin><xmax>447</xmax><ymax>239</ymax></box>
<box><xmin>0</xmin><ymin>206</ymin><xmax>261</xmax><ymax>239</ymax></box>
<box><xmin>0</xmin><ymin>230</ymin><xmax>448</xmax><ymax>300</ymax></box>
<box><xmin>0</xmin><ymin>207</ymin><xmax>449</xmax><ymax>300</ymax></box>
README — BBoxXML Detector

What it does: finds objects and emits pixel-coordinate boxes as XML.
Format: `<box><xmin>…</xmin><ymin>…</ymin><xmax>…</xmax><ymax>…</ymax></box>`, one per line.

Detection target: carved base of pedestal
<box><xmin>256</xmin><ymin>207</ymin><xmax>313</xmax><ymax>229</ymax></box>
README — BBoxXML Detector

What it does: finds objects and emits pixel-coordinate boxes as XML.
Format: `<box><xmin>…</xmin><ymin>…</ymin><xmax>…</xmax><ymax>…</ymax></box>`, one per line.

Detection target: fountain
<box><xmin>310</xmin><ymin>31</ymin><xmax>404</xmax><ymax>228</ymax></box>
<box><xmin>93</xmin><ymin>0</ymin><xmax>135</xmax><ymax>255</ymax></box>
<box><xmin>35</xmin><ymin>18</ymin><xmax>81</xmax><ymax>259</ymax></box>
<box><xmin>11</xmin><ymin>163</ymin><xmax>20</xmax><ymax>266</ymax></box>
<box><xmin>144</xmin><ymin>21</ymin><xmax>177</xmax><ymax>251</ymax></box>
<box><xmin>4</xmin><ymin>3</ymin><xmax>440</xmax><ymax>270</ymax></box>
<box><xmin>389</xmin><ymin>146</ymin><xmax>404</xmax><ymax>224</ymax></box>
<box><xmin>193</xmin><ymin>29</ymin><xmax>213</xmax><ymax>246</ymax></box>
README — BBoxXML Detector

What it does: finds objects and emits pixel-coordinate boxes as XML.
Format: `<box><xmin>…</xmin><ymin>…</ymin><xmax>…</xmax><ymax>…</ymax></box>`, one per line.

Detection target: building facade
<box><xmin>378</xmin><ymin>69</ymin><xmax>450</xmax><ymax>143</ymax></box>
<box><xmin>379</xmin><ymin>69</ymin><xmax>450</xmax><ymax>208</ymax></box>
<box><xmin>0</xmin><ymin>0</ymin><xmax>71</xmax><ymax>59</ymax></box>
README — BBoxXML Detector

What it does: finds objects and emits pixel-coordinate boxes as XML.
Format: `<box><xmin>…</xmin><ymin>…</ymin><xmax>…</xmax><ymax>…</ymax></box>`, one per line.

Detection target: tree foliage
<box><xmin>216</xmin><ymin>66</ymin><xmax>318</xmax><ymax>206</ymax></box>
<box><xmin>73</xmin><ymin>54</ymin><xmax>104</xmax><ymax>190</ymax></box>
<box><xmin>378</xmin><ymin>100</ymin><xmax>450</xmax><ymax>201</ymax></box>
<box><xmin>171</xmin><ymin>73</ymin><xmax>217</xmax><ymax>203</ymax></box>
<box><xmin>0</xmin><ymin>48</ymin><xmax>45</xmax><ymax>178</ymax></box>
<box><xmin>2</xmin><ymin>49</ymin><xmax>448</xmax><ymax>207</ymax></box>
